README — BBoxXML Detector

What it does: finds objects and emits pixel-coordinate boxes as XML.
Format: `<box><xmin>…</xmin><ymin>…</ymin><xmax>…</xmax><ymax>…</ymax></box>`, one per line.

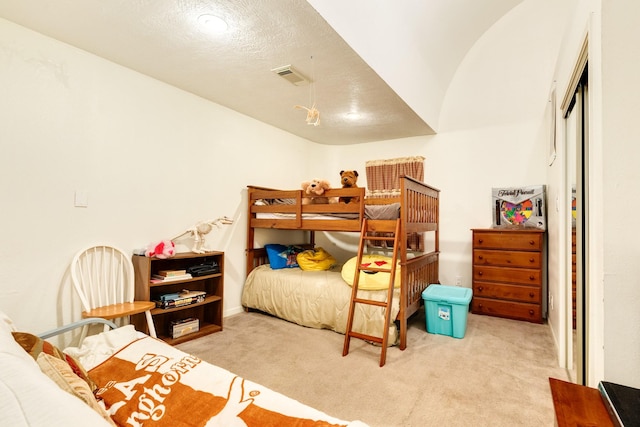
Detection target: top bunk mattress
<box><xmin>254</xmin><ymin>200</ymin><xmax>400</xmax><ymax>221</ymax></box>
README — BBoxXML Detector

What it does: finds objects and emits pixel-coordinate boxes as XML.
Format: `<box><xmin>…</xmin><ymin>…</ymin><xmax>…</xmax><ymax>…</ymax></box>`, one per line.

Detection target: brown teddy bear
<box><xmin>339</xmin><ymin>170</ymin><xmax>359</xmax><ymax>204</ymax></box>
<box><xmin>301</xmin><ymin>179</ymin><xmax>331</xmax><ymax>205</ymax></box>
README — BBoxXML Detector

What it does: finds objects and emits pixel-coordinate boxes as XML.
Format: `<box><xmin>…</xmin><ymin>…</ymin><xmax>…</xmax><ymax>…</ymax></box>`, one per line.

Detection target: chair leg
<box><xmin>145</xmin><ymin>310</ymin><xmax>157</xmax><ymax>338</ymax></box>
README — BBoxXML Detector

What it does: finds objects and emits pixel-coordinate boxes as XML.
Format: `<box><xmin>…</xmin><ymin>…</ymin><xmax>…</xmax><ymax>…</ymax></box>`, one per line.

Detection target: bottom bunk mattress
<box><xmin>241</xmin><ymin>264</ymin><xmax>400</xmax><ymax>345</ymax></box>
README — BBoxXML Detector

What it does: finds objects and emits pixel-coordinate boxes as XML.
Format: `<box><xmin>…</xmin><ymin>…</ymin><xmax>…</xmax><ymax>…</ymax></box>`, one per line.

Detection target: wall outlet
<box><xmin>549</xmin><ymin>294</ymin><xmax>554</xmax><ymax>310</ymax></box>
<box><xmin>455</xmin><ymin>276</ymin><xmax>462</xmax><ymax>286</ymax></box>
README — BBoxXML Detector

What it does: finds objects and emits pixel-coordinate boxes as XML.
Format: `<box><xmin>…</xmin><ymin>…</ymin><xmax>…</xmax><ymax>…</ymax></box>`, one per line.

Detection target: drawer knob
<box><xmin>478</xmin><ymin>239</ymin><xmax>484</xmax><ymax>244</ymax></box>
<box><xmin>529</xmin><ymin>310</ymin><xmax>534</xmax><ymax>315</ymax></box>
<box><xmin>478</xmin><ymin>271</ymin><xmax>483</xmax><ymax>276</ymax></box>
<box><xmin>529</xmin><ymin>275</ymin><xmax>535</xmax><ymax>280</ymax></box>
<box><xmin>529</xmin><ymin>258</ymin><xmax>535</xmax><ymax>263</ymax></box>
<box><xmin>478</xmin><ymin>255</ymin><xmax>484</xmax><ymax>260</ymax></box>
<box><xmin>478</xmin><ymin>286</ymin><xmax>483</xmax><ymax>292</ymax></box>
<box><xmin>529</xmin><ymin>240</ymin><xmax>535</xmax><ymax>245</ymax></box>
<box><xmin>529</xmin><ymin>292</ymin><xmax>535</xmax><ymax>298</ymax></box>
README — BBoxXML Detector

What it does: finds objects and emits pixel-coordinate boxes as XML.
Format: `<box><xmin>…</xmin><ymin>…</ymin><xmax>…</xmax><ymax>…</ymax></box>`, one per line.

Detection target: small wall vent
<box><xmin>271</xmin><ymin>65</ymin><xmax>309</xmax><ymax>86</ymax></box>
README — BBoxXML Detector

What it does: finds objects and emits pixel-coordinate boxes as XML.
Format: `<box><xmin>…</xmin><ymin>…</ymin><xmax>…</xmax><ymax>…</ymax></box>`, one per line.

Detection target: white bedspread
<box><xmin>64</xmin><ymin>325</ymin><xmax>143</xmax><ymax>370</ymax></box>
<box><xmin>88</xmin><ymin>335</ymin><xmax>368</xmax><ymax>426</ymax></box>
<box><xmin>241</xmin><ymin>265</ymin><xmax>399</xmax><ymax>345</ymax></box>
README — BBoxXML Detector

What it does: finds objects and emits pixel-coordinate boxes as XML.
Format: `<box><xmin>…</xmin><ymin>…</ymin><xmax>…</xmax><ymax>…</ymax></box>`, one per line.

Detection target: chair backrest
<box><xmin>70</xmin><ymin>245</ymin><xmax>135</xmax><ymax>312</ymax></box>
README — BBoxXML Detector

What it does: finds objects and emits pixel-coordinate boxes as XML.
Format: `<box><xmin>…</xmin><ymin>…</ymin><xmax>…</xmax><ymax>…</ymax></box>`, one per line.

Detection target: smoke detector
<box><xmin>271</xmin><ymin>65</ymin><xmax>309</xmax><ymax>86</ymax></box>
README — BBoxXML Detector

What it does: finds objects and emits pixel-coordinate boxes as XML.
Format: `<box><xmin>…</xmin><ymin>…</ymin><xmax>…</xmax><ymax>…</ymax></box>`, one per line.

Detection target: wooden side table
<box><xmin>549</xmin><ymin>378</ymin><xmax>614</xmax><ymax>426</ymax></box>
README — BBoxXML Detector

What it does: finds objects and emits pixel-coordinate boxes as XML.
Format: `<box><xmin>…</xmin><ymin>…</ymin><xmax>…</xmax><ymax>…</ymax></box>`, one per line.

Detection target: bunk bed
<box><xmin>243</xmin><ymin>174</ymin><xmax>440</xmax><ymax>350</ymax></box>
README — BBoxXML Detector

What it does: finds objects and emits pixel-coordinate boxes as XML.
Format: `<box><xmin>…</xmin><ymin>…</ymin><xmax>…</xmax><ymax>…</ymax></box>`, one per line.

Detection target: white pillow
<box><xmin>0</xmin><ymin>310</ymin><xmax>113</xmax><ymax>427</ymax></box>
<box><xmin>0</xmin><ymin>309</ymin><xmax>16</xmax><ymax>333</ymax></box>
<box><xmin>0</xmin><ymin>310</ymin><xmax>35</xmax><ymax>364</ymax></box>
<box><xmin>0</xmin><ymin>351</ymin><xmax>113</xmax><ymax>426</ymax></box>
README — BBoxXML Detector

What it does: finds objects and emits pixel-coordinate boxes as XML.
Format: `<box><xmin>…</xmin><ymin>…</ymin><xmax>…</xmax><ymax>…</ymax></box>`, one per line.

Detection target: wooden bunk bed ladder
<box><xmin>342</xmin><ymin>218</ymin><xmax>401</xmax><ymax>367</ymax></box>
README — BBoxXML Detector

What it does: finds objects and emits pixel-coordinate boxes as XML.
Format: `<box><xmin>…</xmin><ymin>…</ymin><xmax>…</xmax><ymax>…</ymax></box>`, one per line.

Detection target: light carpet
<box><xmin>177</xmin><ymin>310</ymin><xmax>568</xmax><ymax>427</ymax></box>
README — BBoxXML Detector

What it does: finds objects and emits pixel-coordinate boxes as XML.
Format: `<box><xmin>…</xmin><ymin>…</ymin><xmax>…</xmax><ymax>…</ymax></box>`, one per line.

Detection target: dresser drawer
<box><xmin>471</xmin><ymin>297</ymin><xmax>541</xmax><ymax>323</ymax></box>
<box><xmin>473</xmin><ymin>281</ymin><xmax>540</xmax><ymax>303</ymax></box>
<box><xmin>473</xmin><ymin>249</ymin><xmax>541</xmax><ymax>269</ymax></box>
<box><xmin>473</xmin><ymin>265</ymin><xmax>542</xmax><ymax>286</ymax></box>
<box><xmin>473</xmin><ymin>230</ymin><xmax>543</xmax><ymax>251</ymax></box>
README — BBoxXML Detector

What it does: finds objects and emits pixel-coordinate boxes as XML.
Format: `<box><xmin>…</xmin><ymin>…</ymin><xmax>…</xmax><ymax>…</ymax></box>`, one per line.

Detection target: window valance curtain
<box><xmin>364</xmin><ymin>156</ymin><xmax>426</xmax><ymax>251</ymax></box>
<box><xmin>365</xmin><ymin>156</ymin><xmax>425</xmax><ymax>193</ymax></box>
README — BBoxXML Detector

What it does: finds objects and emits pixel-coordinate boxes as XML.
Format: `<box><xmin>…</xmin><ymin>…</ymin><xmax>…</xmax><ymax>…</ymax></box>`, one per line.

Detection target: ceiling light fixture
<box><xmin>198</xmin><ymin>14</ymin><xmax>228</xmax><ymax>33</ymax></box>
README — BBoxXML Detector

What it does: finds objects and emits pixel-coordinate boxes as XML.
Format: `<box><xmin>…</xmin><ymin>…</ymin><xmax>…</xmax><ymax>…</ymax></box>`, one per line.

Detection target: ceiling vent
<box><xmin>271</xmin><ymin>65</ymin><xmax>309</xmax><ymax>86</ymax></box>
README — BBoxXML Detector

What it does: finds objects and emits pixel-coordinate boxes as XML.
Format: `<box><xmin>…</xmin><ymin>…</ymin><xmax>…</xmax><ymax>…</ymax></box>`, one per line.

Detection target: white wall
<box><xmin>3</xmin><ymin>0</ymin><xmax>636</xmax><ymax>392</ymax></box>
<box><xmin>0</xmin><ymin>0</ymin><xmax>575</xmax><ymax>356</ymax></box>
<box><xmin>0</xmin><ymin>18</ymin><xmax>325</xmax><ymax>333</ymax></box>
<box><xmin>547</xmin><ymin>0</ymin><xmax>640</xmax><ymax>389</ymax></box>
<box><xmin>600</xmin><ymin>0</ymin><xmax>640</xmax><ymax>388</ymax></box>
<box><xmin>323</xmin><ymin>122</ymin><xmax>548</xmax><ymax>288</ymax></box>
<box><xmin>318</xmin><ymin>0</ymin><xmax>569</xmax><ymax>290</ymax></box>
<box><xmin>545</xmin><ymin>0</ymin><xmax>595</xmax><ymax>376</ymax></box>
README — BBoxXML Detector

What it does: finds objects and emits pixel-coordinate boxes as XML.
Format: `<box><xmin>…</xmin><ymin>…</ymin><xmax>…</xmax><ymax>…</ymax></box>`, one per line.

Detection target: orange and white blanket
<box><xmin>88</xmin><ymin>336</ymin><xmax>367</xmax><ymax>427</ymax></box>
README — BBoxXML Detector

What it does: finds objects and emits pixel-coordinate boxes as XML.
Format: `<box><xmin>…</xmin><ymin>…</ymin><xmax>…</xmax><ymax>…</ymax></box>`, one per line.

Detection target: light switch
<box><xmin>74</xmin><ymin>191</ymin><xmax>89</xmax><ymax>207</ymax></box>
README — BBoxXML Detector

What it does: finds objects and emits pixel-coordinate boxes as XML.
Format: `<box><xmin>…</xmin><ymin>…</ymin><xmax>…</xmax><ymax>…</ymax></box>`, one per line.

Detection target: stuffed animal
<box><xmin>145</xmin><ymin>240</ymin><xmax>176</xmax><ymax>259</ymax></box>
<box><xmin>301</xmin><ymin>179</ymin><xmax>332</xmax><ymax>205</ymax></box>
<box><xmin>339</xmin><ymin>170</ymin><xmax>359</xmax><ymax>204</ymax></box>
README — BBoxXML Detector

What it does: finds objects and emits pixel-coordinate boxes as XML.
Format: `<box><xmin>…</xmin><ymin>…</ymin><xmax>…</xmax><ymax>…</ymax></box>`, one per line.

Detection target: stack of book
<box><xmin>154</xmin><ymin>290</ymin><xmax>206</xmax><ymax>309</ymax></box>
<box><xmin>150</xmin><ymin>269</ymin><xmax>193</xmax><ymax>284</ymax></box>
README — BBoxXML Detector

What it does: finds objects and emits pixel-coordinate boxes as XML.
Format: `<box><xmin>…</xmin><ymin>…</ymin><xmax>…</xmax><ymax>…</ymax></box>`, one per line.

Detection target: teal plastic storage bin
<box><xmin>422</xmin><ymin>284</ymin><xmax>472</xmax><ymax>338</ymax></box>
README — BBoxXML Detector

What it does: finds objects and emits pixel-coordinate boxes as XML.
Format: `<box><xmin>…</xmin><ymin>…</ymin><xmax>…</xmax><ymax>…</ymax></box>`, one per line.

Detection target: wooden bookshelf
<box><xmin>131</xmin><ymin>251</ymin><xmax>224</xmax><ymax>345</ymax></box>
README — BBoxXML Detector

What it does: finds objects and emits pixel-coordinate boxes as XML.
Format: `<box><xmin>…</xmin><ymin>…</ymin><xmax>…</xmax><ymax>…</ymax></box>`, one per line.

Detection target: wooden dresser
<box><xmin>549</xmin><ymin>378</ymin><xmax>615</xmax><ymax>426</ymax></box>
<box><xmin>471</xmin><ymin>228</ymin><xmax>545</xmax><ymax>323</ymax></box>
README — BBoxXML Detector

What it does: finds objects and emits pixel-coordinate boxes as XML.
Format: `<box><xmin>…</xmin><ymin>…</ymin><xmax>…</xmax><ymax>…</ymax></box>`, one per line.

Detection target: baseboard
<box><xmin>224</xmin><ymin>306</ymin><xmax>246</xmax><ymax>317</ymax></box>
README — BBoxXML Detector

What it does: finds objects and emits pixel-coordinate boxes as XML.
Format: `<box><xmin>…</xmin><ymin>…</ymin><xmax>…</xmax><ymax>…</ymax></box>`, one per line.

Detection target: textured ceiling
<box><xmin>0</xmin><ymin>0</ymin><xmax>523</xmax><ymax>145</ymax></box>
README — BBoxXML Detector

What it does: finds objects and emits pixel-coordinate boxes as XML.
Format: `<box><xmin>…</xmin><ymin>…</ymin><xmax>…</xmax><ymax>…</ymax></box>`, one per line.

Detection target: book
<box><xmin>598</xmin><ymin>381</ymin><xmax>640</xmax><ymax>427</ymax></box>
<box><xmin>157</xmin><ymin>269</ymin><xmax>187</xmax><ymax>277</ymax></box>
<box><xmin>154</xmin><ymin>290</ymin><xmax>206</xmax><ymax>309</ymax></box>
<box><xmin>158</xmin><ymin>292</ymin><xmax>181</xmax><ymax>301</ymax></box>
<box><xmin>150</xmin><ymin>273</ymin><xmax>193</xmax><ymax>283</ymax></box>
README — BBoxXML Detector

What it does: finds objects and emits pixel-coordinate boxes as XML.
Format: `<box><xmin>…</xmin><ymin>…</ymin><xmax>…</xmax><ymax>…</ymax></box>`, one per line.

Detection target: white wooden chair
<box><xmin>70</xmin><ymin>245</ymin><xmax>157</xmax><ymax>338</ymax></box>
